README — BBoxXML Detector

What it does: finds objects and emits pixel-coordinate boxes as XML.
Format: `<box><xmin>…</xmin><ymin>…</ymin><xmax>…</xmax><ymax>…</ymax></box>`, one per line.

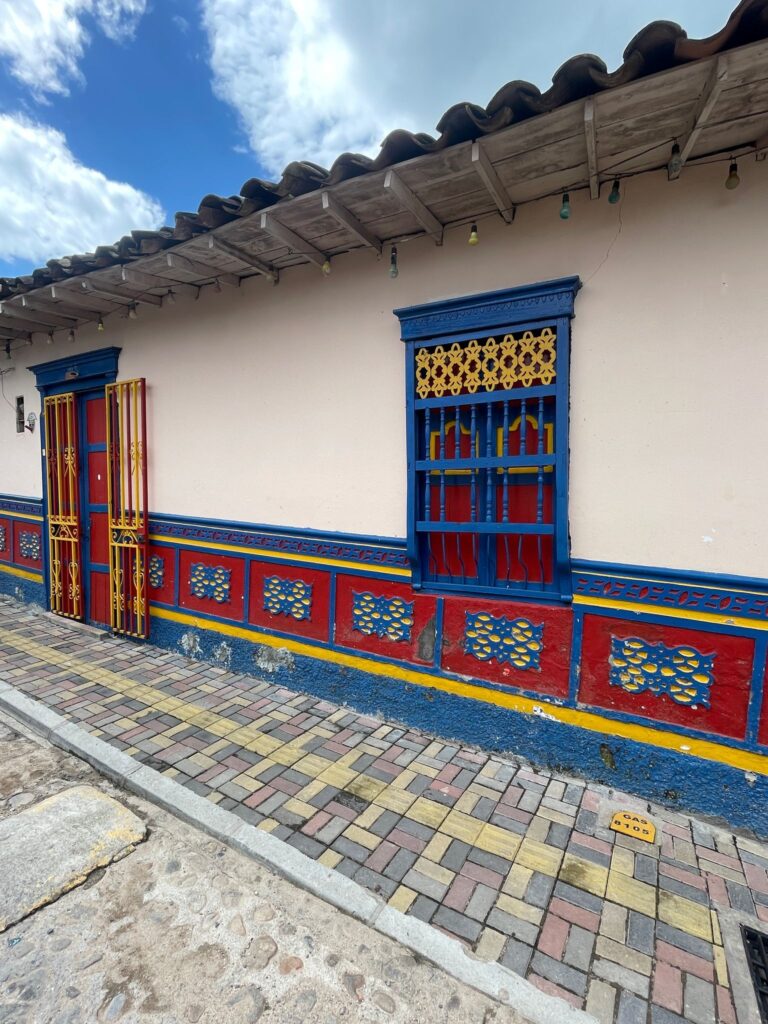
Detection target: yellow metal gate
<box><xmin>43</xmin><ymin>392</ymin><xmax>83</xmax><ymax>620</ymax></box>
<box><xmin>106</xmin><ymin>378</ymin><xmax>149</xmax><ymax>638</ymax></box>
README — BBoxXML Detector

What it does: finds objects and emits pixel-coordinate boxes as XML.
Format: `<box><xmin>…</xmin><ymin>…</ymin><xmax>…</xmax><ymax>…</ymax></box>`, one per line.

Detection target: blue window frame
<box><xmin>395</xmin><ymin>277</ymin><xmax>580</xmax><ymax>602</ymax></box>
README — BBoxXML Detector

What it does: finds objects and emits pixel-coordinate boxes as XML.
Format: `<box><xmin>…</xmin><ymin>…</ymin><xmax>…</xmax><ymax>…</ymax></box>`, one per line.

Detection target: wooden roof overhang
<box><xmin>3</xmin><ymin>38</ymin><xmax>767</xmax><ymax>342</ymax></box>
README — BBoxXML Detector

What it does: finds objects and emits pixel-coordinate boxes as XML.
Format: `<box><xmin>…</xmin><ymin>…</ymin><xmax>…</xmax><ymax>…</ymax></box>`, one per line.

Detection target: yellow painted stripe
<box><xmin>148</xmin><ymin>533</ymin><xmax>411</xmax><ymax>578</ymax></box>
<box><xmin>578</xmin><ymin>570</ymin><xmax>768</xmax><ymax>600</ymax></box>
<box><xmin>150</xmin><ymin>606</ymin><xmax>768</xmax><ymax>776</ymax></box>
<box><xmin>0</xmin><ymin>510</ymin><xmax>43</xmax><ymax>522</ymax></box>
<box><xmin>0</xmin><ymin>563</ymin><xmax>43</xmax><ymax>583</ymax></box>
<box><xmin>574</xmin><ymin>594</ymin><xmax>768</xmax><ymax>632</ymax></box>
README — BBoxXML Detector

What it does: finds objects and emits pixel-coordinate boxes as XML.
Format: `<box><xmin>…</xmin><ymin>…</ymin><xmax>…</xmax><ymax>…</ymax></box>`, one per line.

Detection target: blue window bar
<box><xmin>396</xmin><ymin>278</ymin><xmax>580</xmax><ymax>602</ymax></box>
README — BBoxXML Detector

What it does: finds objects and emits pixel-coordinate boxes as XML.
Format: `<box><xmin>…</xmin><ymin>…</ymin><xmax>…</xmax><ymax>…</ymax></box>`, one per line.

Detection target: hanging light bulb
<box><xmin>389</xmin><ymin>245</ymin><xmax>399</xmax><ymax>279</ymax></box>
<box><xmin>97</xmin><ymin>317</ymin><xmax>105</xmax><ymax>332</ymax></box>
<box><xmin>213</xmin><ymin>278</ymin><xmax>222</xmax><ymax>293</ymax></box>
<box><xmin>321</xmin><ymin>259</ymin><xmax>331</xmax><ymax>275</ymax></box>
<box><xmin>667</xmin><ymin>142</ymin><xmax>682</xmax><ymax>177</ymax></box>
<box><xmin>128</xmin><ymin>304</ymin><xmax>138</xmax><ymax>320</ymax></box>
<box><xmin>46</xmin><ymin>331</ymin><xmax>54</xmax><ymax>345</ymax></box>
<box><xmin>164</xmin><ymin>288</ymin><xmax>176</xmax><ymax>306</ymax></box>
<box><xmin>608</xmin><ymin>179</ymin><xmax>621</xmax><ymax>204</ymax></box>
<box><xmin>67</xmin><ymin>329</ymin><xmax>75</xmax><ymax>343</ymax></box>
<box><xmin>560</xmin><ymin>193</ymin><xmax>571</xmax><ymax>220</ymax></box>
<box><xmin>4</xmin><ymin>342</ymin><xmax>11</xmax><ymax>360</ymax></box>
<box><xmin>725</xmin><ymin>160</ymin><xmax>740</xmax><ymax>190</ymax></box>
<box><xmin>468</xmin><ymin>222</ymin><xmax>479</xmax><ymax>246</ymax></box>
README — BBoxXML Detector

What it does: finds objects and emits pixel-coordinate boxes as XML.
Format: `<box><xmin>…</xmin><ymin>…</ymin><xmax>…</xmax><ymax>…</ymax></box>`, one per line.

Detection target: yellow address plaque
<box><xmin>609</xmin><ymin>811</ymin><xmax>656</xmax><ymax>844</ymax></box>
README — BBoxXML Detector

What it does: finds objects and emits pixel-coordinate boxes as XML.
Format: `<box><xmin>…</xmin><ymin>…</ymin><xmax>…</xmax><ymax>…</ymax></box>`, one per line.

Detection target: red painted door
<box><xmin>82</xmin><ymin>393</ymin><xmax>111</xmax><ymax>626</ymax></box>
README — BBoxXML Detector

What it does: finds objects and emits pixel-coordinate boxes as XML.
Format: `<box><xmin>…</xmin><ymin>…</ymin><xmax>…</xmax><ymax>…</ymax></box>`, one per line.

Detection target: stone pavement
<box><xmin>1</xmin><ymin>599</ymin><xmax>768</xmax><ymax>1024</ymax></box>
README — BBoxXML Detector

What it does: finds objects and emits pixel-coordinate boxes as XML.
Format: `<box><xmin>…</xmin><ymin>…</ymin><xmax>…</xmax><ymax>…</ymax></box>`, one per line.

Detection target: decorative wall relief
<box><xmin>352</xmin><ymin>592</ymin><xmax>414</xmax><ymax>642</ymax></box>
<box><xmin>464</xmin><ymin>612</ymin><xmax>543</xmax><ymax>670</ymax></box>
<box><xmin>263</xmin><ymin>576</ymin><xmax>313</xmax><ymax>621</ymax></box>
<box><xmin>609</xmin><ymin>636</ymin><xmax>714</xmax><ymax>708</ymax></box>
<box><xmin>190</xmin><ymin>563</ymin><xmax>231</xmax><ymax>604</ymax></box>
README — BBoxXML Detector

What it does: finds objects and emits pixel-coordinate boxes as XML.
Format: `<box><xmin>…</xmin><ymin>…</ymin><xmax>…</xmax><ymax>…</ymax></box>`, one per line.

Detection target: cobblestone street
<box><xmin>2</xmin><ymin>598</ymin><xmax>768</xmax><ymax>1023</ymax></box>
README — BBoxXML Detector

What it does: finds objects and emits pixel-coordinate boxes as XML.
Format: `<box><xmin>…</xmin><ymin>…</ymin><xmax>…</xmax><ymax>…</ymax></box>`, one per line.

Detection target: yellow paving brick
<box><xmin>189</xmin><ymin>710</ymin><xmax>219</xmax><ymax>729</ymax></box>
<box><xmin>248</xmin><ymin>734</ymin><xmax>283</xmax><ymax>755</ymax></box>
<box><xmin>406</xmin><ymin>798</ymin><xmax>449</xmax><ymax>828</ymax></box>
<box><xmin>413</xmin><ymin>858</ymin><xmax>455</xmax><ymax>886</ymax></box>
<box><xmin>392</xmin><ymin>770</ymin><xmax>417</xmax><ymax>791</ymax></box>
<box><xmin>294</xmin><ymin>754</ymin><xmax>335</xmax><ymax>778</ymax></box>
<box><xmin>201</xmin><ymin>738</ymin><xmax>233</xmax><ymax>757</ymax></box>
<box><xmin>124</xmin><ymin>746</ymin><xmax>140</xmax><ymax>756</ymax></box>
<box><xmin>600</xmin><ymin>902</ymin><xmax>627</xmax><ymax>941</ymax></box>
<box><xmin>319</xmin><ymin>765</ymin><xmax>358</xmax><ymax>789</ymax></box>
<box><xmin>344</xmin><ymin>825</ymin><xmax>381</xmax><ymax>851</ymax></box>
<box><xmin>515</xmin><ymin>838</ymin><xmax>563</xmax><ymax>877</ymax></box>
<box><xmin>231</xmin><ymin>773</ymin><xmax>264</xmax><ymax>793</ymax></box>
<box><xmin>441</xmin><ymin>809</ymin><xmax>485</xmax><ymax>845</ymax></box>
<box><xmin>388</xmin><ymin>886</ymin><xmax>417</xmax><ymax>913</ymax></box>
<box><xmin>503</xmin><ymin>863</ymin><xmax>533</xmax><ymax>898</ymax></box>
<box><xmin>346</xmin><ymin>775</ymin><xmax>389</xmax><ymax>801</ymax></box>
<box><xmin>258</xmin><ymin>818</ymin><xmax>279</xmax><ymax>833</ymax></box>
<box><xmin>475</xmin><ymin>824</ymin><xmax>521</xmax><ymax>860</ymax></box>
<box><xmin>525</xmin><ymin>817</ymin><xmax>550</xmax><ymax>843</ymax></box>
<box><xmin>467</xmin><ymin>782</ymin><xmax>503</xmax><ymax>801</ymax></box>
<box><xmin>410</xmin><ymin>762</ymin><xmax>439</xmax><ymax>779</ymax></box>
<box><xmin>495</xmin><ymin>894</ymin><xmax>543</xmax><ymax>925</ymax></box>
<box><xmin>423</xmin><ymin>741</ymin><xmax>443</xmax><ymax>759</ymax></box>
<box><xmin>206</xmin><ymin>792</ymin><xmax>224</xmax><ymax>804</ymax></box>
<box><xmin>228</xmin><ymin>726</ymin><xmax>262</xmax><ymax>746</ymax></box>
<box><xmin>605</xmin><ymin>872</ymin><xmax>657</xmax><ymax>918</ymax></box>
<box><xmin>560</xmin><ymin>853</ymin><xmax>609</xmax><ymax>897</ymax></box>
<box><xmin>205</xmin><ymin>719</ymin><xmax>239</xmax><ymax>738</ymax></box>
<box><xmin>296</xmin><ymin>779</ymin><xmax>327</xmax><ymax>803</ymax></box>
<box><xmin>475</xmin><ymin>928</ymin><xmax>507</xmax><ymax>962</ymax></box>
<box><xmin>374</xmin><ymin>787</ymin><xmax>418</xmax><ymax>814</ymax></box>
<box><xmin>246</xmin><ymin>758</ymin><xmax>279</xmax><ymax>778</ymax></box>
<box><xmin>711</xmin><ymin>911</ymin><xmax>722</xmax><ymax>946</ymax></box>
<box><xmin>595</xmin><ymin>936</ymin><xmax>652</xmax><ymax>974</ymax></box>
<box><xmin>454</xmin><ymin>791</ymin><xmax>480</xmax><ymax>815</ymax></box>
<box><xmin>148</xmin><ymin>734</ymin><xmax>173</xmax><ymax>749</ymax></box>
<box><xmin>115</xmin><ymin>717</ymin><xmax>136</xmax><ymax>729</ymax></box>
<box><xmin>537</xmin><ymin>805</ymin><xmax>574</xmax><ymax>827</ymax></box>
<box><xmin>611</xmin><ymin>846</ymin><xmax>635</xmax><ymax>877</ymax></box>
<box><xmin>713</xmin><ymin>945</ymin><xmax>729</xmax><ymax>987</ymax></box>
<box><xmin>163</xmin><ymin>767</ymin><xmax>180</xmax><ymax>778</ymax></box>
<box><xmin>356</xmin><ymin>805</ymin><xmax>385</xmax><ymax>830</ymax></box>
<box><xmin>657</xmin><ymin>891</ymin><xmax>712</xmax><ymax>941</ymax></box>
<box><xmin>336</xmin><ymin>750</ymin><xmax>363</xmax><ymax>769</ymax></box>
<box><xmin>271</xmin><ymin>746</ymin><xmax>304</xmax><ymax>767</ymax></box>
<box><xmin>318</xmin><ymin>850</ymin><xmax>343</xmax><ymax>869</ymax></box>
<box><xmin>283</xmin><ymin>799</ymin><xmax>315</xmax><ymax>819</ymax></box>
<box><xmin>422</xmin><ymin>832</ymin><xmax>453</xmax><ymax>863</ymax></box>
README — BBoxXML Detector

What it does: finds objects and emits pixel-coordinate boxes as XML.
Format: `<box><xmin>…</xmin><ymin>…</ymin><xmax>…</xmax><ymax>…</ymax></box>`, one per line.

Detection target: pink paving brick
<box><xmin>302</xmin><ymin>811</ymin><xmax>332</xmax><ymax>837</ymax></box>
<box><xmin>743</xmin><ymin>860</ymin><xmax>768</xmax><ymax>894</ymax></box>
<box><xmin>271</xmin><ymin>777</ymin><xmax>301</xmax><ymax>795</ymax></box>
<box><xmin>705</xmin><ymin>872</ymin><xmax>731</xmax><ymax>907</ymax></box>
<box><xmin>326</xmin><ymin>801</ymin><xmax>358</xmax><ymax>822</ymax></box>
<box><xmin>428</xmin><ymin>782</ymin><xmax>463</xmax><ymax>800</ymax></box>
<box><xmin>443</xmin><ymin>874</ymin><xmax>477</xmax><ymax>912</ymax></box>
<box><xmin>661</xmin><ymin>833</ymin><xmax>676</xmax><ymax>859</ymax></box>
<box><xmin>436</xmin><ymin>763</ymin><xmax>461</xmax><ymax>784</ymax></box>
<box><xmin>570</xmin><ymin>832</ymin><xmax>613</xmax><ymax>857</ymax></box>
<box><xmin>499</xmin><ymin>786</ymin><xmax>523</xmax><ymax>807</ymax></box>
<box><xmin>696</xmin><ymin>847</ymin><xmax>743</xmax><ymax>871</ymax></box>
<box><xmin>528</xmin><ymin>974</ymin><xmax>583</xmax><ymax>1009</ymax></box>
<box><xmin>365</xmin><ymin>841</ymin><xmax>399</xmax><ymax>873</ymax></box>
<box><xmin>278</xmin><ymin>723</ymin><xmax>303</xmax><ymax>736</ymax></box>
<box><xmin>655</xmin><ymin>941</ymin><xmax>714</xmax><ymax>982</ymax></box>
<box><xmin>756</xmin><ymin>904</ymin><xmax>768</xmax><ymax>923</ymax></box>
<box><xmin>324</xmin><ymin>741</ymin><xmax>350</xmax><ymax>755</ymax></box>
<box><xmin>380</xmin><ymin>744</ymin><xmax>404</xmax><ymax>763</ymax></box>
<box><xmin>196</xmin><ymin>765</ymin><xmax>228</xmax><ymax>784</ymax></box>
<box><xmin>388</xmin><ymin>828</ymin><xmax>427</xmax><ymax>853</ymax></box>
<box><xmin>537</xmin><ymin>913</ymin><xmax>569</xmax><ymax>959</ymax></box>
<box><xmin>548</xmin><ymin>897</ymin><xmax>600</xmax><ymax>932</ymax></box>
<box><xmin>581</xmin><ymin>789</ymin><xmax>600</xmax><ymax>813</ymax></box>
<box><xmin>663</xmin><ymin>821</ymin><xmax>692</xmax><ymax>840</ymax></box>
<box><xmin>659</xmin><ymin>861</ymin><xmax>707</xmax><ymax>890</ymax></box>
<box><xmin>223</xmin><ymin>756</ymin><xmax>252</xmax><ymax>772</ymax></box>
<box><xmin>460</xmin><ymin>861</ymin><xmax>504</xmax><ymax>888</ymax></box>
<box><xmin>370</xmin><ymin>758</ymin><xmax>399</xmax><ymax>776</ymax></box>
<box><xmin>652</xmin><ymin>962</ymin><xmax>683</xmax><ymax>1014</ymax></box>
<box><xmin>494</xmin><ymin>805</ymin><xmax>533</xmax><ymax>826</ymax></box>
<box><xmin>716</xmin><ymin>985</ymin><xmax>737</xmax><ymax>1024</ymax></box>
<box><xmin>244</xmin><ymin>785</ymin><xmax>276</xmax><ymax>808</ymax></box>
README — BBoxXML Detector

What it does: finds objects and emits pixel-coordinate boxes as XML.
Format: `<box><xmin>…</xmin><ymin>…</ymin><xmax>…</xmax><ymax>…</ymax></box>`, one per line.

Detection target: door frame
<box><xmin>29</xmin><ymin>348</ymin><xmax>121</xmax><ymax>623</ymax></box>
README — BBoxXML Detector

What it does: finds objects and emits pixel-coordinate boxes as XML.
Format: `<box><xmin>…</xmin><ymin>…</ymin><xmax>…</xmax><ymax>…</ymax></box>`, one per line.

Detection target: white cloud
<box><xmin>0</xmin><ymin>114</ymin><xmax>164</xmax><ymax>265</ymax></box>
<box><xmin>0</xmin><ymin>0</ymin><xmax>146</xmax><ymax>98</ymax></box>
<box><xmin>201</xmin><ymin>0</ymin><xmax>732</xmax><ymax>177</ymax></box>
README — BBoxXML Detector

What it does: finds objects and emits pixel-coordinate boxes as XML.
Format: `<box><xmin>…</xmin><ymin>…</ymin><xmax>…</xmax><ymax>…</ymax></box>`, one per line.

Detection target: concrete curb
<box><xmin>0</xmin><ymin>685</ymin><xmax>597</xmax><ymax>1024</ymax></box>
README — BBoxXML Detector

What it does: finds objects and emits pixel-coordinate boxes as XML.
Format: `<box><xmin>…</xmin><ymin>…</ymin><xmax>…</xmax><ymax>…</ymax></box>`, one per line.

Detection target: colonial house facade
<box><xmin>2</xmin><ymin>1</ymin><xmax>768</xmax><ymax>833</ymax></box>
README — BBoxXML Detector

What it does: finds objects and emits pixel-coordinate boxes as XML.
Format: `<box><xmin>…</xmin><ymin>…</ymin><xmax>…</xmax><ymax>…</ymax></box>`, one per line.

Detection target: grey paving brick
<box><xmin>441</xmin><ymin>839</ymin><xmax>471</xmax><ymax>872</ymax></box>
<box><xmin>331</xmin><ymin>837</ymin><xmax>370</xmax><ymax>863</ymax></box>
<box><xmin>473</xmin><ymin>797</ymin><xmax>497</xmax><ymax>822</ymax></box>
<box><xmin>683</xmin><ymin>975</ymin><xmax>715</xmax><ymax>1024</ymax></box>
<box><xmin>314</xmin><ymin>817</ymin><xmax>349</xmax><ymax>845</ymax></box>
<box><xmin>406</xmin><ymin>774</ymin><xmax>430</xmax><ymax>796</ymax></box>
<box><xmin>454</xmin><ymin>768</ymin><xmax>476</xmax><ymax>790</ymax></box>
<box><xmin>286</xmin><ymin>832</ymin><xmax>324</xmax><ymax>859</ymax></box>
<box><xmin>490</xmin><ymin>812</ymin><xmax>527</xmax><ymax>836</ymax></box>
<box><xmin>409</xmin><ymin>895</ymin><xmax>438</xmax><ymax>923</ymax></box>
<box><xmin>650</xmin><ymin>1007</ymin><xmax>687</xmax><ymax>1024</ymax></box>
<box><xmin>500</xmin><ymin>937</ymin><xmax>534</xmax><ymax>977</ymax></box>
<box><xmin>655</xmin><ymin>923</ymin><xmax>713</xmax><ymax>960</ymax></box>
<box><xmin>433</xmin><ymin>906</ymin><xmax>483</xmax><ymax>942</ymax></box>
<box><xmin>402</xmin><ymin>869</ymin><xmax>449</xmax><ymax>901</ymax></box>
<box><xmin>231</xmin><ymin>805</ymin><xmax>263</xmax><ymax>827</ymax></box>
<box><xmin>554</xmin><ymin>881</ymin><xmax>604</xmax><ymax>914</ymax></box>
<box><xmin>691</xmin><ymin>821</ymin><xmax>716</xmax><ymax>849</ymax></box>
<box><xmin>466</xmin><ymin>848</ymin><xmax>512</xmax><ymax>875</ymax></box>
<box><xmin>272</xmin><ymin>807</ymin><xmax>308</xmax><ymax>828</ymax></box>
<box><xmin>518</xmin><ymin>790</ymin><xmax>541</xmax><ymax>812</ymax></box>
<box><xmin>564</xmin><ymin>783</ymin><xmax>585</xmax><ymax>806</ymax></box>
<box><xmin>383</xmin><ymin>848</ymin><xmax>418</xmax><ymax>882</ymax></box>
<box><xmin>576</xmin><ymin>809</ymin><xmax>598</xmax><ymax>834</ymax></box>
<box><xmin>308</xmin><ymin>784</ymin><xmax>339</xmax><ymax>809</ymax></box>
<box><xmin>659</xmin><ymin>875</ymin><xmax>709</xmax><ymax>905</ymax></box>
<box><xmin>635</xmin><ymin>853</ymin><xmax>658</xmax><ymax>885</ymax></box>
<box><xmin>397</xmin><ymin>818</ymin><xmax>434</xmax><ymax>842</ymax></box>
<box><xmin>530</xmin><ymin>952</ymin><xmax>588</xmax><ymax>996</ymax></box>
<box><xmin>368</xmin><ymin>809</ymin><xmax>400</xmax><ymax>838</ymax></box>
<box><xmin>563</xmin><ymin>924</ymin><xmax>595</xmax><ymax>972</ymax></box>
<box><xmin>627</xmin><ymin>911</ymin><xmax>655</xmax><ymax>955</ymax></box>
<box><xmin>335</xmin><ymin>857</ymin><xmax>359</xmax><ymax>879</ymax></box>
<box><xmin>546</xmin><ymin>822</ymin><xmax>571</xmax><ymax>850</ymax></box>
<box><xmin>255</xmin><ymin>791</ymin><xmax>288</xmax><ymax>815</ymax></box>
<box><xmin>217</xmin><ymin>782</ymin><xmax>252</xmax><ymax>802</ymax></box>
<box><xmin>526</xmin><ymin>871</ymin><xmax>556</xmax><ymax>909</ymax></box>
<box><xmin>465</xmin><ymin>883</ymin><xmax>497</xmax><ymax>922</ymax></box>
<box><xmin>617</xmin><ymin>991</ymin><xmax>647</xmax><ymax>1024</ymax></box>
<box><xmin>567</xmin><ymin>840</ymin><xmax>610</xmax><ymax>868</ymax></box>
<box><xmin>591</xmin><ymin>958</ymin><xmax>650</xmax><ymax>998</ymax></box>
<box><xmin>486</xmin><ymin>909</ymin><xmax>539</xmax><ymax>945</ymax></box>
<box><xmin>726</xmin><ymin>880</ymin><xmax>756</xmax><ymax>915</ymax></box>
<box><xmin>352</xmin><ymin>866</ymin><xmax>398</xmax><ymax>899</ymax></box>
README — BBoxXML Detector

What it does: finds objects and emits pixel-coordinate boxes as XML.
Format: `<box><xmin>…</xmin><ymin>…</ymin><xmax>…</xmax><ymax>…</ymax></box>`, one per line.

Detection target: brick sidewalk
<box><xmin>1</xmin><ymin>599</ymin><xmax>767</xmax><ymax>1023</ymax></box>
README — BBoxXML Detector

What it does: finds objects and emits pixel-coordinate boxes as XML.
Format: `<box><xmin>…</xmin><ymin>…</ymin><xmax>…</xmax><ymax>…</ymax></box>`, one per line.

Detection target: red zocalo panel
<box><xmin>85</xmin><ymin>396</ymin><xmax>106</xmax><ymax>444</ymax></box>
<box><xmin>0</xmin><ymin>517</ymin><xmax>10</xmax><ymax>562</ymax></box>
<box><xmin>441</xmin><ymin>595</ymin><xmax>572</xmax><ymax>697</ymax></box>
<box><xmin>758</xmin><ymin>658</ymin><xmax>768</xmax><ymax>748</ymax></box>
<box><xmin>89</xmin><ymin>571</ymin><xmax>110</xmax><ymax>627</ymax></box>
<box><xmin>579</xmin><ymin>613</ymin><xmax>754</xmax><ymax>740</ymax></box>
<box><xmin>147</xmin><ymin>545</ymin><xmax>176</xmax><ymax>606</ymax></box>
<box><xmin>335</xmin><ymin>574</ymin><xmax>437</xmax><ymax>665</ymax></box>
<box><xmin>87</xmin><ymin>451</ymin><xmax>108</xmax><ymax>504</ymax></box>
<box><xmin>13</xmin><ymin>523</ymin><xmax>42</xmax><ymax>567</ymax></box>
<box><xmin>179</xmin><ymin>550</ymin><xmax>245</xmax><ymax>622</ymax></box>
<box><xmin>248</xmin><ymin>563</ymin><xmax>330</xmax><ymax>642</ymax></box>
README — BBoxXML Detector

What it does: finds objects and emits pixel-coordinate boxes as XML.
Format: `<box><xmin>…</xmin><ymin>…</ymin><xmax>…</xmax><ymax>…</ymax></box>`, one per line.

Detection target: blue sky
<box><xmin>0</xmin><ymin>0</ymin><xmax>735</xmax><ymax>278</ymax></box>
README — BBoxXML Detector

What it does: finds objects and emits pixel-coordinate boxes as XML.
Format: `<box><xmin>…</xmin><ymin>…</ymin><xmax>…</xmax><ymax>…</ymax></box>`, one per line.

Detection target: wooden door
<box><xmin>82</xmin><ymin>393</ymin><xmax>111</xmax><ymax>626</ymax></box>
<box><xmin>43</xmin><ymin>393</ymin><xmax>83</xmax><ymax>620</ymax></box>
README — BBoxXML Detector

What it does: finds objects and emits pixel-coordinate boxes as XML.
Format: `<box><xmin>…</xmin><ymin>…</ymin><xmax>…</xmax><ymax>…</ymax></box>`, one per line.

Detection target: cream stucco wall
<box><xmin>2</xmin><ymin>159</ymin><xmax>767</xmax><ymax>577</ymax></box>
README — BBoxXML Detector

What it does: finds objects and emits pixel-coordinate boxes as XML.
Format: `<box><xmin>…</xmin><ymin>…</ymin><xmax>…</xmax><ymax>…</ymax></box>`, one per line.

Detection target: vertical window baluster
<box><xmin>439</xmin><ymin>407</ymin><xmax>449</xmax><ymax>579</ymax></box>
<box><xmin>424</xmin><ymin>409</ymin><xmax>431</xmax><ymax>522</ymax></box>
<box><xmin>520</xmin><ymin>398</ymin><xmax>527</xmax><ymax>455</ymax></box>
<box><xmin>536</xmin><ymin>397</ymin><xmax>545</xmax><ymax>583</ymax></box>
<box><xmin>454</xmin><ymin>406</ymin><xmax>466</xmax><ymax>582</ymax></box>
<box><xmin>485</xmin><ymin>402</ymin><xmax>493</xmax><ymax>521</ymax></box>
<box><xmin>470</xmin><ymin>404</ymin><xmax>478</xmax><ymax>578</ymax></box>
<box><xmin>502</xmin><ymin>399</ymin><xmax>509</xmax><ymax>523</ymax></box>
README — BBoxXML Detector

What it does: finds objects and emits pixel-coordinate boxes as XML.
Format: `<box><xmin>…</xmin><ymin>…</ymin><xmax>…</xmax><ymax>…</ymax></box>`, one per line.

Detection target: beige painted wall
<box><xmin>2</xmin><ymin>159</ymin><xmax>767</xmax><ymax>578</ymax></box>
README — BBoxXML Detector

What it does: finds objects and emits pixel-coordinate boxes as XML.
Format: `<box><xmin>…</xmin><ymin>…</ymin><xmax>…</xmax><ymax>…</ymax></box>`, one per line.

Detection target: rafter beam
<box><xmin>0</xmin><ymin>312</ymin><xmax>48</xmax><ymax>333</ymax></box>
<box><xmin>669</xmin><ymin>57</ymin><xmax>728</xmax><ymax>179</ymax></box>
<box><xmin>470</xmin><ymin>142</ymin><xmax>515</xmax><ymax>222</ymax></box>
<box><xmin>383</xmin><ymin>170</ymin><xmax>443</xmax><ymax>243</ymax></box>
<box><xmin>165</xmin><ymin>252</ymin><xmax>239</xmax><ymax>287</ymax></box>
<box><xmin>79</xmin><ymin>280</ymin><xmax>162</xmax><ymax>307</ymax></box>
<box><xmin>259</xmin><ymin>213</ymin><xmax>327</xmax><ymax>268</ymax></box>
<box><xmin>0</xmin><ymin>301</ymin><xmax>76</xmax><ymax>329</ymax></box>
<box><xmin>0</xmin><ymin>326</ymin><xmax>27</xmax><ymax>340</ymax></box>
<box><xmin>321</xmin><ymin>191</ymin><xmax>382</xmax><ymax>253</ymax></box>
<box><xmin>44</xmin><ymin>289</ymin><xmax>101</xmax><ymax>320</ymax></box>
<box><xmin>207</xmin><ymin>235</ymin><xmax>278</xmax><ymax>283</ymax></box>
<box><xmin>584</xmin><ymin>98</ymin><xmax>599</xmax><ymax>200</ymax></box>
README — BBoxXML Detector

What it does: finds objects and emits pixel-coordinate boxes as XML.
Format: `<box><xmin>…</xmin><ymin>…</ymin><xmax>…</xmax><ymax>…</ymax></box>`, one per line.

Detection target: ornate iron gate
<box><xmin>106</xmin><ymin>378</ymin><xmax>149</xmax><ymax>638</ymax></box>
<box><xmin>43</xmin><ymin>392</ymin><xmax>83</xmax><ymax>620</ymax></box>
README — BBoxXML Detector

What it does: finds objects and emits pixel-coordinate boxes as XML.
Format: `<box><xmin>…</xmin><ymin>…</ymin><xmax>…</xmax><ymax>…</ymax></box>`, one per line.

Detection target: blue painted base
<box><xmin>148</xmin><ymin>615</ymin><xmax>768</xmax><ymax>838</ymax></box>
<box><xmin>0</xmin><ymin>574</ymin><xmax>45</xmax><ymax>607</ymax></box>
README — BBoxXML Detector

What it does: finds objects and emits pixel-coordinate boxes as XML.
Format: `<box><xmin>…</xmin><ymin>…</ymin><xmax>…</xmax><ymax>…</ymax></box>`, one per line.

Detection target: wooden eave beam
<box><xmin>321</xmin><ymin>192</ymin><xmax>382</xmax><ymax>253</ymax></box>
<box><xmin>0</xmin><ymin>301</ymin><xmax>77</xmax><ymax>329</ymax></box>
<box><xmin>470</xmin><ymin>142</ymin><xmax>515</xmax><ymax>223</ymax></box>
<box><xmin>0</xmin><ymin>326</ymin><xmax>27</xmax><ymax>340</ymax></box>
<box><xmin>165</xmin><ymin>252</ymin><xmax>239</xmax><ymax>287</ymax></box>
<box><xmin>584</xmin><ymin>98</ymin><xmax>600</xmax><ymax>200</ymax></box>
<box><xmin>669</xmin><ymin>57</ymin><xmax>729</xmax><ymax>179</ymax></box>
<box><xmin>383</xmin><ymin>170</ymin><xmax>443</xmax><ymax>243</ymax></box>
<box><xmin>80</xmin><ymin>280</ymin><xmax>162</xmax><ymax>307</ymax></box>
<box><xmin>259</xmin><ymin>213</ymin><xmax>328</xmax><ymax>268</ymax></box>
<box><xmin>43</xmin><ymin>288</ymin><xmax>101</xmax><ymax>320</ymax></box>
<box><xmin>207</xmin><ymin>235</ymin><xmax>278</xmax><ymax>283</ymax></box>
<box><xmin>0</xmin><ymin>310</ymin><xmax>54</xmax><ymax>333</ymax></box>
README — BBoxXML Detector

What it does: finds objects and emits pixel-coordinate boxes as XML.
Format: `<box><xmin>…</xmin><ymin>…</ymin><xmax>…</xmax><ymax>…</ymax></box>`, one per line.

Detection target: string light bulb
<box><xmin>46</xmin><ymin>331</ymin><xmax>54</xmax><ymax>345</ymax></box>
<box><xmin>4</xmin><ymin>342</ymin><xmax>10</xmax><ymax>360</ymax></box>
<box><xmin>164</xmin><ymin>289</ymin><xmax>176</xmax><ymax>306</ymax></box>
<box><xmin>389</xmin><ymin>245</ymin><xmax>399</xmax><ymax>279</ymax></box>
<box><xmin>97</xmin><ymin>317</ymin><xmax>104</xmax><ymax>332</ymax></box>
<box><xmin>468</xmin><ymin>222</ymin><xmax>479</xmax><ymax>246</ymax></box>
<box><xmin>321</xmin><ymin>259</ymin><xmax>332</xmax><ymax>275</ymax></box>
<box><xmin>67</xmin><ymin>329</ymin><xmax>75</xmax><ymax>343</ymax></box>
<box><xmin>608</xmin><ymin>179</ymin><xmax>621</xmax><ymax>204</ymax></box>
<box><xmin>213</xmin><ymin>279</ymin><xmax>222</xmax><ymax>293</ymax></box>
<box><xmin>667</xmin><ymin>142</ymin><xmax>682</xmax><ymax>177</ymax></box>
<box><xmin>725</xmin><ymin>160</ymin><xmax>740</xmax><ymax>190</ymax></box>
<box><xmin>559</xmin><ymin>193</ymin><xmax>571</xmax><ymax>220</ymax></box>
<box><xmin>128</xmin><ymin>304</ymin><xmax>138</xmax><ymax>320</ymax></box>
